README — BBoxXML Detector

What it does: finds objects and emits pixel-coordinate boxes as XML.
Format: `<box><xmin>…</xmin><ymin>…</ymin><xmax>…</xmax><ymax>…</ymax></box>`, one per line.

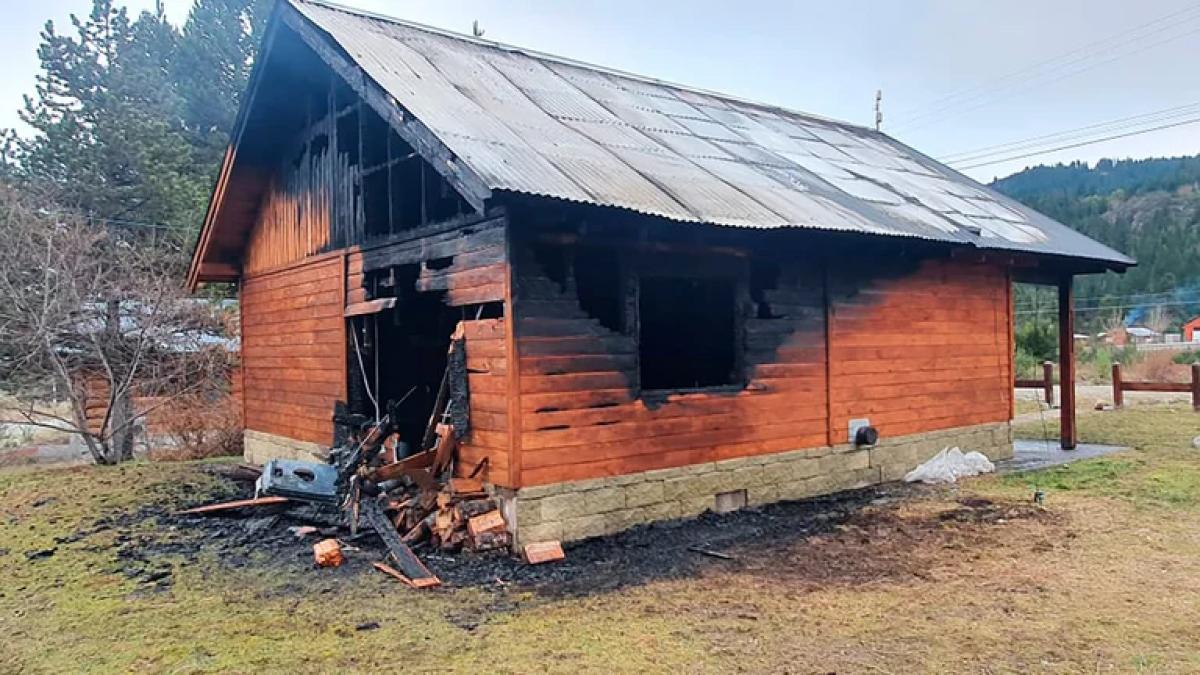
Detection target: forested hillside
<box><xmin>994</xmin><ymin>156</ymin><xmax>1200</xmax><ymax>329</ymax></box>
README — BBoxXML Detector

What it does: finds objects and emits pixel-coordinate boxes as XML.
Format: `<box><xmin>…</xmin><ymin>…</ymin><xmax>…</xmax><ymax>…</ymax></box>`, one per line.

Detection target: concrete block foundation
<box><xmin>243</xmin><ymin>429</ymin><xmax>327</xmax><ymax>465</ymax></box>
<box><xmin>506</xmin><ymin>421</ymin><xmax>1013</xmax><ymax>547</ymax></box>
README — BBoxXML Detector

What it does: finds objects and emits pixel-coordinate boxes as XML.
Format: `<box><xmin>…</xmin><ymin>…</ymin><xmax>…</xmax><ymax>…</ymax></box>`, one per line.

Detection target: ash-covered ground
<box><xmin>71</xmin><ymin>463</ymin><xmax>1053</xmax><ymax>607</ymax></box>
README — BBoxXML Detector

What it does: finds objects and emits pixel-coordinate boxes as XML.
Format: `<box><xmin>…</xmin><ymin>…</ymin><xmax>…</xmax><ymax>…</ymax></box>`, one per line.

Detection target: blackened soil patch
<box><xmin>73</xmin><ymin>463</ymin><xmax>1062</xmax><ymax>614</ymax></box>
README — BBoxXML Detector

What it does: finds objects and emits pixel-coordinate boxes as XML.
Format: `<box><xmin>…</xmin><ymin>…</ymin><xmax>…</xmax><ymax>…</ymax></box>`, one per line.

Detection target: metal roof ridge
<box><xmin>288</xmin><ymin>0</ymin><xmax>872</xmax><ymax>133</ymax></box>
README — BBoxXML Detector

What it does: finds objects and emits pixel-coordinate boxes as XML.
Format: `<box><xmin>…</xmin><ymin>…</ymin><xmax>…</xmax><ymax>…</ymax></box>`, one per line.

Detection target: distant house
<box><xmin>1184</xmin><ymin>316</ymin><xmax>1200</xmax><ymax>343</ymax></box>
<box><xmin>1125</xmin><ymin>326</ymin><xmax>1160</xmax><ymax>344</ymax></box>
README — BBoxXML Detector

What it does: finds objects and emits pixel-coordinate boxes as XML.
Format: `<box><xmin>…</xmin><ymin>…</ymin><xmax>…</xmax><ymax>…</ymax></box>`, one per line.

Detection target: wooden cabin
<box><xmin>187</xmin><ymin>0</ymin><xmax>1133</xmax><ymax>545</ymax></box>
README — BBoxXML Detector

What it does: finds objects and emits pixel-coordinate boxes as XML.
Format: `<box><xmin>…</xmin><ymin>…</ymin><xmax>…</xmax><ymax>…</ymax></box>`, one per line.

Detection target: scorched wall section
<box><xmin>510</xmin><ymin>243</ymin><xmax>1013</xmax><ymax>489</ymax></box>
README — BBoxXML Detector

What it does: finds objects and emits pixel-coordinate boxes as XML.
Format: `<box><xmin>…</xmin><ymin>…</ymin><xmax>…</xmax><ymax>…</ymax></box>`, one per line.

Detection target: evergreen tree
<box><xmin>175</xmin><ymin>0</ymin><xmax>271</xmax><ymax>173</ymax></box>
<box><xmin>16</xmin><ymin>0</ymin><xmax>208</xmax><ymax>229</ymax></box>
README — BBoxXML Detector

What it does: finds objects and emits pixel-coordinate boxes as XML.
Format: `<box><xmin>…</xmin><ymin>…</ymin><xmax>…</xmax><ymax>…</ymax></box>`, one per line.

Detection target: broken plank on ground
<box><xmin>177</xmin><ymin>495</ymin><xmax>289</xmax><ymax>515</ymax></box>
<box><xmin>361</xmin><ymin>498</ymin><xmax>441</xmax><ymax>585</ymax></box>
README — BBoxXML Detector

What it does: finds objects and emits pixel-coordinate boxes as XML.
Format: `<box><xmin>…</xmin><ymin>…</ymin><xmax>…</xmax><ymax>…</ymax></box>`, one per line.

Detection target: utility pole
<box><xmin>874</xmin><ymin>89</ymin><xmax>883</xmax><ymax>132</ymax></box>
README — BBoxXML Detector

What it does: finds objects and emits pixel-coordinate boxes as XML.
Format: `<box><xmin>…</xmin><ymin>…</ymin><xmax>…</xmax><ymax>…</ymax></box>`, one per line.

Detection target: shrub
<box><xmin>148</xmin><ymin>393</ymin><xmax>243</xmax><ymax>461</ymax></box>
<box><xmin>1173</xmin><ymin>351</ymin><xmax>1200</xmax><ymax>365</ymax></box>
<box><xmin>1015</xmin><ymin>347</ymin><xmax>1036</xmax><ymax>380</ymax></box>
<box><xmin>1125</xmin><ymin>351</ymin><xmax>1190</xmax><ymax>383</ymax></box>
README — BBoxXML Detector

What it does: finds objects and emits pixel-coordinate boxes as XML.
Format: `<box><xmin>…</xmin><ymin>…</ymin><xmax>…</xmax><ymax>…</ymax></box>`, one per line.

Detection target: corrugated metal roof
<box><xmin>288</xmin><ymin>0</ymin><xmax>1133</xmax><ymax>268</ymax></box>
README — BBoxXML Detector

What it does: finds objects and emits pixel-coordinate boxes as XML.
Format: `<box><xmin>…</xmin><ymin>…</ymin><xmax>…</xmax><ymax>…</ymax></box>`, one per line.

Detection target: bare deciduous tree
<box><xmin>0</xmin><ymin>185</ymin><xmax>234</xmax><ymax>464</ymax></box>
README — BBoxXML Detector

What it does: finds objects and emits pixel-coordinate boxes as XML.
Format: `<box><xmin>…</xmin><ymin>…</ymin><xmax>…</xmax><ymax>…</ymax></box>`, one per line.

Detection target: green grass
<box><xmin>1005</xmin><ymin>404</ymin><xmax>1200</xmax><ymax>508</ymax></box>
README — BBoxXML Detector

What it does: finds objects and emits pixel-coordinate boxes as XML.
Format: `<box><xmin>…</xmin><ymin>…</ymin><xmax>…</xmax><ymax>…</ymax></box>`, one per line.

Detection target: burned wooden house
<box><xmin>187</xmin><ymin>0</ymin><xmax>1132</xmax><ymax>545</ymax></box>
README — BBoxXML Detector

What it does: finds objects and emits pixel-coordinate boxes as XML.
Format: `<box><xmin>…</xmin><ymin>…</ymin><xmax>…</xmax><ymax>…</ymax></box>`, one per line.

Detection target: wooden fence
<box><xmin>1111</xmin><ymin>363</ymin><xmax>1200</xmax><ymax>411</ymax></box>
<box><xmin>1015</xmin><ymin>361</ymin><xmax>1056</xmax><ymax>406</ymax></box>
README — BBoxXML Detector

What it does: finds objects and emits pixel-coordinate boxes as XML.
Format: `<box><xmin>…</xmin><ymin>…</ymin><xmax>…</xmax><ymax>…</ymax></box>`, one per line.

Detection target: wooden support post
<box><xmin>1192</xmin><ymin>364</ymin><xmax>1200</xmax><ymax>412</ymax></box>
<box><xmin>1058</xmin><ymin>277</ymin><xmax>1077</xmax><ymax>449</ymax></box>
<box><xmin>1042</xmin><ymin>361</ymin><xmax>1055</xmax><ymax>406</ymax></box>
<box><xmin>1111</xmin><ymin>363</ymin><xmax>1123</xmax><ymax>409</ymax></box>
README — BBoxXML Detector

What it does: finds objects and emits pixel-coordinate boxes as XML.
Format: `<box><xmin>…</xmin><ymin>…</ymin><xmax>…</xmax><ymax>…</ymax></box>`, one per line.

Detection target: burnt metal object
<box><xmin>258</xmin><ymin>459</ymin><xmax>340</xmax><ymax>504</ymax></box>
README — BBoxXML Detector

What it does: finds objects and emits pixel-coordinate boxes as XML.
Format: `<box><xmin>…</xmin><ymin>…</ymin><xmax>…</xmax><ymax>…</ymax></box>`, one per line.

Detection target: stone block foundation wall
<box><xmin>507</xmin><ymin>421</ymin><xmax>1013</xmax><ymax>546</ymax></box>
<box><xmin>244</xmin><ymin>429</ymin><xmax>328</xmax><ymax>465</ymax></box>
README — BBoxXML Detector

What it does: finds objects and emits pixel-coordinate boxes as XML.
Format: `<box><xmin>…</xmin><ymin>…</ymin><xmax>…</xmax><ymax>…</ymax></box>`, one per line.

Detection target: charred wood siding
<box><xmin>240</xmin><ymin>255</ymin><xmax>347</xmax><ymax>446</ymax></box>
<box><xmin>458</xmin><ymin>317</ymin><xmax>510</xmax><ymax>484</ymax></box>
<box><xmin>347</xmin><ymin>214</ymin><xmax>507</xmax><ymax>308</ymax></box>
<box><xmin>512</xmin><ymin>247</ymin><xmax>829</xmax><ymax>486</ymax></box>
<box><xmin>509</xmin><ymin>246</ymin><xmax>1012</xmax><ymax>488</ymax></box>
<box><xmin>827</xmin><ymin>259</ymin><xmax>1011</xmax><ymax>439</ymax></box>
<box><xmin>242</xmin><ymin>110</ymin><xmax>355</xmax><ymax>275</ymax></box>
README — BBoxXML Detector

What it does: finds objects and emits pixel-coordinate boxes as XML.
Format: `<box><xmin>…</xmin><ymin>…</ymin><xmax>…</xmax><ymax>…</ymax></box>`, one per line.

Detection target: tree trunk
<box><xmin>109</xmin><ymin>387</ymin><xmax>136</xmax><ymax>462</ymax></box>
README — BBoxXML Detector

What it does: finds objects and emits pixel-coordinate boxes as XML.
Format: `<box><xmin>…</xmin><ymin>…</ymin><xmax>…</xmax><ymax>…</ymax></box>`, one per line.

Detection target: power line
<box><xmin>949</xmin><ymin>115</ymin><xmax>1200</xmax><ymax>170</ymax></box>
<box><xmin>1016</xmin><ymin>290</ymin><xmax>1200</xmax><ymax>310</ymax></box>
<box><xmin>1016</xmin><ymin>298</ymin><xmax>1200</xmax><ymax>315</ymax></box>
<box><xmin>939</xmin><ymin>101</ymin><xmax>1200</xmax><ymax>163</ymax></box>
<box><xmin>892</xmin><ymin>3</ymin><xmax>1200</xmax><ymax>121</ymax></box>
<box><xmin>892</xmin><ymin>5</ymin><xmax>1200</xmax><ymax>131</ymax></box>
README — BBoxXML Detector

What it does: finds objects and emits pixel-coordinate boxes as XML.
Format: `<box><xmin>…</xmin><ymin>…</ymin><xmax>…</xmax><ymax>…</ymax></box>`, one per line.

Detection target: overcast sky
<box><xmin>3</xmin><ymin>0</ymin><xmax>1199</xmax><ymax>181</ymax></box>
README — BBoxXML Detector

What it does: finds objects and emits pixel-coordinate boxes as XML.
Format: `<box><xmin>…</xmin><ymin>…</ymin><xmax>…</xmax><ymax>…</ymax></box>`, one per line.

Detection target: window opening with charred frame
<box><xmin>638</xmin><ymin>275</ymin><xmax>739</xmax><ymax>391</ymax></box>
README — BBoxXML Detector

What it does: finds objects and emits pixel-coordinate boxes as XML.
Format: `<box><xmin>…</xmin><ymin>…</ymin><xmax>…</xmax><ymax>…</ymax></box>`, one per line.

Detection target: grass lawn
<box><xmin>3</xmin><ymin>407</ymin><xmax>1200</xmax><ymax>673</ymax></box>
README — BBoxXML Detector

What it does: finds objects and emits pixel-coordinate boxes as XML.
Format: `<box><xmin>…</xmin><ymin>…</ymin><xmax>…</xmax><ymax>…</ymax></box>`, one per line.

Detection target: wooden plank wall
<box><xmin>457</xmin><ymin>318</ymin><xmax>510</xmax><ymax>484</ymax></box>
<box><xmin>346</xmin><ymin>215</ymin><xmax>507</xmax><ymax>307</ymax></box>
<box><xmin>510</xmin><ymin>245</ymin><xmax>1011</xmax><ymax>488</ymax></box>
<box><xmin>240</xmin><ymin>255</ymin><xmax>346</xmax><ymax>446</ymax></box>
<box><xmin>241</xmin><ymin>111</ymin><xmax>357</xmax><ymax>276</ymax></box>
<box><xmin>828</xmin><ymin>258</ymin><xmax>1011</xmax><ymax>440</ymax></box>
<box><xmin>512</xmin><ymin>248</ymin><xmax>829</xmax><ymax>486</ymax></box>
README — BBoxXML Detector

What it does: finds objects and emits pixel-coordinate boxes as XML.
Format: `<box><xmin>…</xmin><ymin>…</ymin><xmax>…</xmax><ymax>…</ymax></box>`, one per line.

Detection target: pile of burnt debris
<box><xmin>183</xmin><ymin>346</ymin><xmax>561</xmax><ymax>589</ymax></box>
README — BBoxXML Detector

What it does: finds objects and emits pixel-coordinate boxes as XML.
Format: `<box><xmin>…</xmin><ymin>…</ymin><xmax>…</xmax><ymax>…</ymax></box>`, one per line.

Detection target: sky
<box><xmin>3</xmin><ymin>0</ymin><xmax>1200</xmax><ymax>182</ymax></box>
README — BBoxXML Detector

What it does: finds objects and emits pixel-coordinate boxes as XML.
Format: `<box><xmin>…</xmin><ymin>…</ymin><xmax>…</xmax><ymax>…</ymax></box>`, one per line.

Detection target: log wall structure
<box><xmin>506</xmin><ymin>241</ymin><xmax>1013</xmax><ymax>489</ymax></box>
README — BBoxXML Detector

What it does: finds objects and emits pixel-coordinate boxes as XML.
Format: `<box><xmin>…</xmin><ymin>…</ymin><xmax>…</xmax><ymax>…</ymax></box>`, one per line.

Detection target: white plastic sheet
<box><xmin>904</xmin><ymin>447</ymin><xmax>995</xmax><ymax>484</ymax></box>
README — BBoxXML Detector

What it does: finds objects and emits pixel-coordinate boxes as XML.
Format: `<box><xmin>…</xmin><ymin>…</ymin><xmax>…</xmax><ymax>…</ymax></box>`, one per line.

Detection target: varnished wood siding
<box><xmin>457</xmin><ymin>318</ymin><xmax>510</xmax><ymax>484</ymax></box>
<box><xmin>512</xmin><ymin>253</ymin><xmax>829</xmax><ymax>487</ymax></box>
<box><xmin>828</xmin><ymin>258</ymin><xmax>1011</xmax><ymax>440</ymax></box>
<box><xmin>512</xmin><ymin>251</ymin><xmax>1011</xmax><ymax>487</ymax></box>
<box><xmin>241</xmin><ymin>255</ymin><xmax>346</xmax><ymax>445</ymax></box>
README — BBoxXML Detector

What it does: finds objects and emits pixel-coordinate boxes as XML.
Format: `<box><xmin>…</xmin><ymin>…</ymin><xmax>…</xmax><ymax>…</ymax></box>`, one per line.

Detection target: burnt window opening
<box><xmin>336</xmin><ymin>110</ymin><xmax>359</xmax><ymax>166</ymax></box>
<box><xmin>639</xmin><ymin>276</ymin><xmax>738</xmax><ymax>391</ymax></box>
<box><xmin>369</xmin><ymin>264</ymin><xmax>418</xmax><ymax>299</ymax></box>
<box><xmin>750</xmin><ymin>260</ymin><xmax>781</xmax><ymax>319</ymax></box>
<box><xmin>460</xmin><ymin>301</ymin><xmax>503</xmax><ymax>320</ymax></box>
<box><xmin>425</xmin><ymin>168</ymin><xmax>467</xmax><ymax>222</ymax></box>
<box><xmin>362</xmin><ymin>170</ymin><xmax>390</xmax><ymax>237</ymax></box>
<box><xmin>361</xmin><ymin>105</ymin><xmax>390</xmax><ymax>169</ymax></box>
<box><xmin>333</xmin><ymin>77</ymin><xmax>356</xmax><ymax>111</ymax></box>
<box><xmin>425</xmin><ymin>256</ymin><xmax>454</xmax><ymax>271</ymax></box>
<box><xmin>574</xmin><ymin>247</ymin><xmax>625</xmax><ymax>333</ymax></box>
<box><xmin>309</xmin><ymin>132</ymin><xmax>330</xmax><ymax>158</ymax></box>
<box><xmin>389</xmin><ymin>132</ymin><xmax>422</xmax><ymax>232</ymax></box>
<box><xmin>531</xmin><ymin>243</ymin><xmax>570</xmax><ymax>292</ymax></box>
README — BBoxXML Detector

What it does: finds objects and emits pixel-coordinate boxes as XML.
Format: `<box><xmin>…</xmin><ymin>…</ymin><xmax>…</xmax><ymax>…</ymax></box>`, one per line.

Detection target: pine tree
<box><xmin>175</xmin><ymin>0</ymin><xmax>271</xmax><ymax>173</ymax></box>
<box><xmin>16</xmin><ymin>0</ymin><xmax>208</xmax><ymax>229</ymax></box>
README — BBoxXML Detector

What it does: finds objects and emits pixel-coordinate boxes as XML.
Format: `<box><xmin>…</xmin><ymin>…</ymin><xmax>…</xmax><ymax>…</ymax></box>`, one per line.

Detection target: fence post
<box><xmin>1042</xmin><ymin>361</ymin><xmax>1055</xmax><ymax>407</ymax></box>
<box><xmin>1112</xmin><ymin>362</ymin><xmax>1123</xmax><ymax>409</ymax></box>
<box><xmin>1192</xmin><ymin>364</ymin><xmax>1200</xmax><ymax>412</ymax></box>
